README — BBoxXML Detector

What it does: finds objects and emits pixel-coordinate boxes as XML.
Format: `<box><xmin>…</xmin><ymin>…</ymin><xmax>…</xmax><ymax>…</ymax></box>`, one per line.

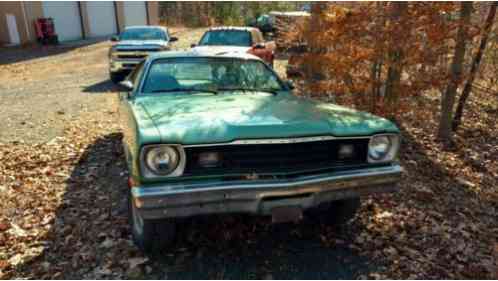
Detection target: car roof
<box><xmin>124</xmin><ymin>25</ymin><xmax>167</xmax><ymax>31</ymax></box>
<box><xmin>207</xmin><ymin>26</ymin><xmax>258</xmax><ymax>32</ymax></box>
<box><xmin>148</xmin><ymin>50</ymin><xmax>262</xmax><ymax>61</ymax></box>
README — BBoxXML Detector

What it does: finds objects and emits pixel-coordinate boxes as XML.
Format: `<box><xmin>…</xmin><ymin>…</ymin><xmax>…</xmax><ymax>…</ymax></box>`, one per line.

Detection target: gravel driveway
<box><xmin>0</xmin><ymin>28</ymin><xmax>207</xmax><ymax>144</ymax></box>
<box><xmin>0</xmin><ymin>27</ymin><xmax>290</xmax><ymax>145</ymax></box>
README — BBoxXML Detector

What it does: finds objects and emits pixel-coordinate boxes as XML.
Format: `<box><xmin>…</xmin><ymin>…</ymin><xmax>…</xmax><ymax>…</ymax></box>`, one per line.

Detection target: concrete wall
<box><xmin>115</xmin><ymin>2</ymin><xmax>126</xmax><ymax>33</ymax></box>
<box><xmin>0</xmin><ymin>1</ymin><xmax>44</xmax><ymax>44</ymax></box>
<box><xmin>147</xmin><ymin>2</ymin><xmax>159</xmax><ymax>26</ymax></box>
<box><xmin>0</xmin><ymin>1</ymin><xmax>159</xmax><ymax>45</ymax></box>
<box><xmin>0</xmin><ymin>2</ymin><xmax>28</xmax><ymax>44</ymax></box>
<box><xmin>79</xmin><ymin>2</ymin><xmax>90</xmax><ymax>38</ymax></box>
<box><xmin>23</xmin><ymin>1</ymin><xmax>44</xmax><ymax>42</ymax></box>
<box><xmin>115</xmin><ymin>2</ymin><xmax>159</xmax><ymax>33</ymax></box>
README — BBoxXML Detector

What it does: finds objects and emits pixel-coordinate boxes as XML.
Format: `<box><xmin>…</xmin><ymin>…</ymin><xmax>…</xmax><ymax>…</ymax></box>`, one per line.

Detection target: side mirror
<box><xmin>285</xmin><ymin>80</ymin><xmax>295</xmax><ymax>90</ymax></box>
<box><xmin>169</xmin><ymin>36</ymin><xmax>178</xmax><ymax>42</ymax></box>
<box><xmin>119</xmin><ymin>80</ymin><xmax>133</xmax><ymax>91</ymax></box>
<box><xmin>253</xmin><ymin>43</ymin><xmax>265</xmax><ymax>49</ymax></box>
<box><xmin>190</xmin><ymin>43</ymin><xmax>197</xmax><ymax>48</ymax></box>
<box><xmin>110</xmin><ymin>35</ymin><xmax>119</xmax><ymax>42</ymax></box>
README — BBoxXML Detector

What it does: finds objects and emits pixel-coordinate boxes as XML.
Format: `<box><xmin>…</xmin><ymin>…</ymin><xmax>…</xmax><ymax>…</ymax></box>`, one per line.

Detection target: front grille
<box><xmin>183</xmin><ymin>139</ymin><xmax>370</xmax><ymax>177</ymax></box>
<box><xmin>116</xmin><ymin>49</ymin><xmax>160</xmax><ymax>59</ymax></box>
<box><xmin>117</xmin><ymin>54</ymin><xmax>147</xmax><ymax>59</ymax></box>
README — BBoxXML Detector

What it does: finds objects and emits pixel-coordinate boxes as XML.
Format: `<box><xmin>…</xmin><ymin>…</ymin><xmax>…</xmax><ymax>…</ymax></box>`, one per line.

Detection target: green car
<box><xmin>118</xmin><ymin>51</ymin><xmax>403</xmax><ymax>252</ymax></box>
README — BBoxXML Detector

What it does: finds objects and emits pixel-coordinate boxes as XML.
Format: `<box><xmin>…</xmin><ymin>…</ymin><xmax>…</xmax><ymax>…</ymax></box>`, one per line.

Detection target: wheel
<box><xmin>128</xmin><ymin>191</ymin><xmax>176</xmax><ymax>253</ymax></box>
<box><xmin>110</xmin><ymin>72</ymin><xmax>124</xmax><ymax>84</ymax></box>
<box><xmin>306</xmin><ymin>198</ymin><xmax>361</xmax><ymax>226</ymax></box>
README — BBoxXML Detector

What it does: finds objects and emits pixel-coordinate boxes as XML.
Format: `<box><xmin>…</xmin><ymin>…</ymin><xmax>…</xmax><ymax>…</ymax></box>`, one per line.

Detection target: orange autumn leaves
<box><xmin>286</xmin><ymin>3</ymin><xmax>467</xmax><ymax>117</ymax></box>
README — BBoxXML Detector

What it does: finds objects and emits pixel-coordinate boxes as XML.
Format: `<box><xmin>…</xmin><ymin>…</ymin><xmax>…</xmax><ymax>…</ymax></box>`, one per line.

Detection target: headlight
<box><xmin>368</xmin><ymin>134</ymin><xmax>400</xmax><ymax>163</ymax></box>
<box><xmin>141</xmin><ymin>145</ymin><xmax>185</xmax><ymax>177</ymax></box>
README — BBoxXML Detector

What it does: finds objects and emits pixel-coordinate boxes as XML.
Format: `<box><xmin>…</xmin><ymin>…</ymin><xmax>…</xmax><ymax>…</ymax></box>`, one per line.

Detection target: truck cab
<box><xmin>192</xmin><ymin>27</ymin><xmax>275</xmax><ymax>67</ymax></box>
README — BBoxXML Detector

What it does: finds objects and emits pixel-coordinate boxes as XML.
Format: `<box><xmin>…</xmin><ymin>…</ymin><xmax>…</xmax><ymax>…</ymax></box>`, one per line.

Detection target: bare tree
<box><xmin>452</xmin><ymin>2</ymin><xmax>497</xmax><ymax>131</ymax></box>
<box><xmin>384</xmin><ymin>2</ymin><xmax>408</xmax><ymax>116</ymax></box>
<box><xmin>438</xmin><ymin>2</ymin><xmax>473</xmax><ymax>143</ymax></box>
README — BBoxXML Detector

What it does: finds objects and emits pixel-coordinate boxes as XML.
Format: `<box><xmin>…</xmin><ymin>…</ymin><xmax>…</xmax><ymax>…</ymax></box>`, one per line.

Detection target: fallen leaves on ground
<box><xmin>351</xmin><ymin>89</ymin><xmax>498</xmax><ymax>279</ymax></box>
<box><xmin>0</xmin><ymin>98</ymin><xmax>146</xmax><ymax>279</ymax></box>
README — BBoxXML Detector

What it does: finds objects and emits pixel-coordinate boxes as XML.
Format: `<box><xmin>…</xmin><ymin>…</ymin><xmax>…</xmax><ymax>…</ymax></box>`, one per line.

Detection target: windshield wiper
<box><xmin>218</xmin><ymin>88</ymin><xmax>279</xmax><ymax>95</ymax></box>
<box><xmin>150</xmin><ymin>88</ymin><xmax>218</xmax><ymax>95</ymax></box>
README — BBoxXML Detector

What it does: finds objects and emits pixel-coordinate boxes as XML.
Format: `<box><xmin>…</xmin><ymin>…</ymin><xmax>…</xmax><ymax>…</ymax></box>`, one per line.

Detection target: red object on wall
<box><xmin>34</xmin><ymin>18</ymin><xmax>58</xmax><ymax>45</ymax></box>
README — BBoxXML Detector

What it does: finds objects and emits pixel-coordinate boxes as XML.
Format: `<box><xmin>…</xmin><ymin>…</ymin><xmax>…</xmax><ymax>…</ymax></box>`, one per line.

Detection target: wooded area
<box><xmin>281</xmin><ymin>2</ymin><xmax>497</xmax><ymax>146</ymax></box>
<box><xmin>159</xmin><ymin>2</ymin><xmax>305</xmax><ymax>26</ymax></box>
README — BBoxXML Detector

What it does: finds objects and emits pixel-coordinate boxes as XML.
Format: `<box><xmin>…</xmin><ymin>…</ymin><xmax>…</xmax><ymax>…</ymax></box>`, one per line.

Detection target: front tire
<box><xmin>128</xmin><ymin>191</ymin><xmax>176</xmax><ymax>253</ymax></box>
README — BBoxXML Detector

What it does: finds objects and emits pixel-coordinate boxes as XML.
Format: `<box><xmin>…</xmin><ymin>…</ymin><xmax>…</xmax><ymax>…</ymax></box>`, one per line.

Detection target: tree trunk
<box><xmin>384</xmin><ymin>2</ymin><xmax>408</xmax><ymax>117</ymax></box>
<box><xmin>370</xmin><ymin>61</ymin><xmax>380</xmax><ymax>112</ymax></box>
<box><xmin>452</xmin><ymin>2</ymin><xmax>497</xmax><ymax>131</ymax></box>
<box><xmin>369</xmin><ymin>2</ymin><xmax>385</xmax><ymax>113</ymax></box>
<box><xmin>303</xmin><ymin>2</ymin><xmax>327</xmax><ymax>96</ymax></box>
<box><xmin>437</xmin><ymin>2</ymin><xmax>473</xmax><ymax>143</ymax></box>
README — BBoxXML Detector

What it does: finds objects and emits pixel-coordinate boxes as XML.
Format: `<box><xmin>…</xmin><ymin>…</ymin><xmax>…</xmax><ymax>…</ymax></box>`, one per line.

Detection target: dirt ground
<box><xmin>0</xmin><ymin>28</ymin><xmax>207</xmax><ymax>145</ymax></box>
<box><xmin>1</xmin><ymin>28</ymin><xmax>497</xmax><ymax>279</ymax></box>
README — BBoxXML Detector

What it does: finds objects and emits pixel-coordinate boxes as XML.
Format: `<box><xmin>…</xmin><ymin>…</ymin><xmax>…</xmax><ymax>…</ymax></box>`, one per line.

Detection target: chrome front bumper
<box><xmin>132</xmin><ymin>165</ymin><xmax>403</xmax><ymax>219</ymax></box>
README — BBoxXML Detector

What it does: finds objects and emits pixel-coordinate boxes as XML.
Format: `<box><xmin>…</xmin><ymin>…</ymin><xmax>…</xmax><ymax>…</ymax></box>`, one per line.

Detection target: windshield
<box><xmin>199</xmin><ymin>30</ymin><xmax>252</xmax><ymax>47</ymax></box>
<box><xmin>142</xmin><ymin>57</ymin><xmax>284</xmax><ymax>94</ymax></box>
<box><xmin>120</xmin><ymin>28</ymin><xmax>167</xmax><ymax>41</ymax></box>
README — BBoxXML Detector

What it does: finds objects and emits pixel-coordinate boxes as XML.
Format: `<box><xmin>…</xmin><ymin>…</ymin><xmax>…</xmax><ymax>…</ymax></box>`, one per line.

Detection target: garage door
<box><xmin>123</xmin><ymin>2</ymin><xmax>148</xmax><ymax>27</ymax></box>
<box><xmin>86</xmin><ymin>2</ymin><xmax>117</xmax><ymax>37</ymax></box>
<box><xmin>42</xmin><ymin>2</ymin><xmax>82</xmax><ymax>42</ymax></box>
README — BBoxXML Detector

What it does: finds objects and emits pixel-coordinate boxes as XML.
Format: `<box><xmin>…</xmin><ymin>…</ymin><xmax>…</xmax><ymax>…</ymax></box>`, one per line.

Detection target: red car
<box><xmin>192</xmin><ymin>27</ymin><xmax>275</xmax><ymax>67</ymax></box>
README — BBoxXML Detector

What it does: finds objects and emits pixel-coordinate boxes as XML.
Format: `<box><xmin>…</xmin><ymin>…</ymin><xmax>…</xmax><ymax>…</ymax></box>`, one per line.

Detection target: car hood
<box><xmin>133</xmin><ymin>92</ymin><xmax>399</xmax><ymax>145</ymax></box>
<box><xmin>192</xmin><ymin>45</ymin><xmax>251</xmax><ymax>56</ymax></box>
<box><xmin>115</xmin><ymin>40</ymin><xmax>167</xmax><ymax>50</ymax></box>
